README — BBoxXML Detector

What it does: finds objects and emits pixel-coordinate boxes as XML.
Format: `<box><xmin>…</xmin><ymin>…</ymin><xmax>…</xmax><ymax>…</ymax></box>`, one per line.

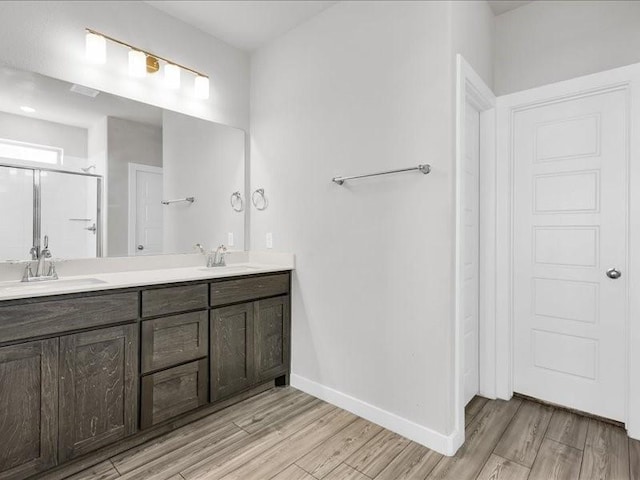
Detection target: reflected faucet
<box><xmin>210</xmin><ymin>245</ymin><xmax>227</xmax><ymax>267</ymax></box>
<box><xmin>22</xmin><ymin>235</ymin><xmax>58</xmax><ymax>282</ymax></box>
<box><xmin>194</xmin><ymin>243</ymin><xmax>227</xmax><ymax>268</ymax></box>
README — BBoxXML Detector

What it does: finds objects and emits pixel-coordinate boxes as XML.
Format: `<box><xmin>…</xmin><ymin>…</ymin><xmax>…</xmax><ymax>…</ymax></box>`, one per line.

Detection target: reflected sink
<box><xmin>198</xmin><ymin>265</ymin><xmax>262</xmax><ymax>274</ymax></box>
<box><xmin>0</xmin><ymin>277</ymin><xmax>107</xmax><ymax>293</ymax></box>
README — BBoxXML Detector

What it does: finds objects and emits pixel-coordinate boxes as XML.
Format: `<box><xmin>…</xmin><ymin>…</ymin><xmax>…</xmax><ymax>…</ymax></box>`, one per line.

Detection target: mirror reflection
<box><xmin>0</xmin><ymin>66</ymin><xmax>245</xmax><ymax>262</ymax></box>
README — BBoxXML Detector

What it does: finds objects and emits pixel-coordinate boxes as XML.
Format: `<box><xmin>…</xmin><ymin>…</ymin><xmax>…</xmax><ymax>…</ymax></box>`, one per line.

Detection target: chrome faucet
<box><xmin>23</xmin><ymin>235</ymin><xmax>58</xmax><ymax>282</ymax></box>
<box><xmin>194</xmin><ymin>243</ymin><xmax>227</xmax><ymax>268</ymax></box>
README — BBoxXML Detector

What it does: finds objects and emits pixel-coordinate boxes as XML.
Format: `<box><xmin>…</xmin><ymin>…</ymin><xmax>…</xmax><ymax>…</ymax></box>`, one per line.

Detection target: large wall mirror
<box><xmin>0</xmin><ymin>66</ymin><xmax>245</xmax><ymax>262</ymax></box>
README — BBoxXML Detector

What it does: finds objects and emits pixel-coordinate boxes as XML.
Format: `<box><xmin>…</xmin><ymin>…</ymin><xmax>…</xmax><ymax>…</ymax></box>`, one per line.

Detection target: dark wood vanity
<box><xmin>0</xmin><ymin>271</ymin><xmax>291</xmax><ymax>480</ymax></box>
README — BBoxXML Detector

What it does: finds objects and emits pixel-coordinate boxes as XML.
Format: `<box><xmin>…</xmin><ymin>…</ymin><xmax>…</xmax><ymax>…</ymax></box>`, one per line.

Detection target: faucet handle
<box><xmin>22</xmin><ymin>264</ymin><xmax>33</xmax><ymax>282</ymax></box>
<box><xmin>47</xmin><ymin>262</ymin><xmax>59</xmax><ymax>279</ymax></box>
<box><xmin>43</xmin><ymin>235</ymin><xmax>49</xmax><ymax>249</ymax></box>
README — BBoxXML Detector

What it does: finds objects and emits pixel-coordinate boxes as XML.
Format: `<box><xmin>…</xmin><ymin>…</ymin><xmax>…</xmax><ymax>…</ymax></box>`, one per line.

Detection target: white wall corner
<box><xmin>290</xmin><ymin>374</ymin><xmax>461</xmax><ymax>456</ymax></box>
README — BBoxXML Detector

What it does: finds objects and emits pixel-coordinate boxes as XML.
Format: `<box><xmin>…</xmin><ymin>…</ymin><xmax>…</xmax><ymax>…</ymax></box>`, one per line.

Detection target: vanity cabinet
<box><xmin>0</xmin><ymin>339</ymin><xmax>58</xmax><ymax>480</ymax></box>
<box><xmin>0</xmin><ymin>269</ymin><xmax>291</xmax><ymax>480</ymax></box>
<box><xmin>58</xmin><ymin>324</ymin><xmax>138</xmax><ymax>462</ymax></box>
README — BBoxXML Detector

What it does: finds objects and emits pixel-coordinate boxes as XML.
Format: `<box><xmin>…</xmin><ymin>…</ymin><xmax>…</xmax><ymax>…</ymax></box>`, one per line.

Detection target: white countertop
<box><xmin>0</xmin><ymin>263</ymin><xmax>292</xmax><ymax>302</ymax></box>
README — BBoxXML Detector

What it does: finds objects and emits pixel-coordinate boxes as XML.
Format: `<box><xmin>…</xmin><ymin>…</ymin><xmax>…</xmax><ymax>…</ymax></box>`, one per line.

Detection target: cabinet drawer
<box><xmin>0</xmin><ymin>292</ymin><xmax>139</xmax><ymax>344</ymax></box>
<box><xmin>140</xmin><ymin>359</ymin><xmax>208</xmax><ymax>429</ymax></box>
<box><xmin>142</xmin><ymin>284</ymin><xmax>208</xmax><ymax>317</ymax></box>
<box><xmin>141</xmin><ymin>311</ymin><xmax>208</xmax><ymax>374</ymax></box>
<box><xmin>210</xmin><ymin>273</ymin><xmax>289</xmax><ymax>307</ymax></box>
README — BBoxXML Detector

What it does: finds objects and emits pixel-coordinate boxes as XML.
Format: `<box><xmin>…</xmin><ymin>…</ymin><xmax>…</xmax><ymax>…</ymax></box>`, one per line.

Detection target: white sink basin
<box><xmin>0</xmin><ymin>277</ymin><xmax>107</xmax><ymax>293</ymax></box>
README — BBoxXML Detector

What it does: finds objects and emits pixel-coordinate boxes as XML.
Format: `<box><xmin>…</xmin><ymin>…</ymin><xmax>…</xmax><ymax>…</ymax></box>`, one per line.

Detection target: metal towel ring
<box><xmin>230</xmin><ymin>191</ymin><xmax>244</xmax><ymax>212</ymax></box>
<box><xmin>251</xmin><ymin>188</ymin><xmax>268</xmax><ymax>211</ymax></box>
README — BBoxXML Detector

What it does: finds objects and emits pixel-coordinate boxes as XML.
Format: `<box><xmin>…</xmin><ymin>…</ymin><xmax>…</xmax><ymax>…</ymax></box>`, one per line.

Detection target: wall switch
<box><xmin>227</xmin><ymin>232</ymin><xmax>234</xmax><ymax>247</ymax></box>
<box><xmin>266</xmin><ymin>232</ymin><xmax>273</xmax><ymax>249</ymax></box>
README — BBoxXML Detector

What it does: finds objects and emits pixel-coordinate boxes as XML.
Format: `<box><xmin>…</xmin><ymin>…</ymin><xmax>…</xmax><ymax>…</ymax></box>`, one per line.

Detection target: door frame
<box><xmin>127</xmin><ymin>163</ymin><xmax>163</xmax><ymax>256</ymax></box>
<box><xmin>494</xmin><ymin>62</ymin><xmax>640</xmax><ymax>439</ymax></box>
<box><xmin>453</xmin><ymin>55</ymin><xmax>496</xmax><ymax>452</ymax></box>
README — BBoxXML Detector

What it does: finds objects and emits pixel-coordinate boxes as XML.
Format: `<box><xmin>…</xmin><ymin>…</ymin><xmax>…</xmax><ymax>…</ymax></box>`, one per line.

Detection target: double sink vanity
<box><xmin>0</xmin><ymin>60</ymin><xmax>282</xmax><ymax>480</ymax></box>
<box><xmin>0</xmin><ymin>260</ymin><xmax>292</xmax><ymax>480</ymax></box>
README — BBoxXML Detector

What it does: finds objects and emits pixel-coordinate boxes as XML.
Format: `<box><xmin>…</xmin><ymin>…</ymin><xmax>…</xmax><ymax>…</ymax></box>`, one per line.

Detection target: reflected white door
<box><xmin>130</xmin><ymin>165</ymin><xmax>163</xmax><ymax>255</ymax></box>
<box><xmin>512</xmin><ymin>87</ymin><xmax>627</xmax><ymax>421</ymax></box>
<box><xmin>463</xmin><ymin>101</ymin><xmax>480</xmax><ymax>405</ymax></box>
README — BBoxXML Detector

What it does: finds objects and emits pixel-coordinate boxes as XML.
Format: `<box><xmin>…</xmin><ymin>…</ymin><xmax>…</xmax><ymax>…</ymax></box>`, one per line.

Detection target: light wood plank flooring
<box><xmin>66</xmin><ymin>387</ymin><xmax>640</xmax><ymax>480</ymax></box>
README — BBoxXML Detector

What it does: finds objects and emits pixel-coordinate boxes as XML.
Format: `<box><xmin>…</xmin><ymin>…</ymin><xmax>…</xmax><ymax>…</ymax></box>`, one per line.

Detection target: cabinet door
<box><xmin>59</xmin><ymin>324</ymin><xmax>138</xmax><ymax>462</ymax></box>
<box><xmin>0</xmin><ymin>339</ymin><xmax>58</xmax><ymax>480</ymax></box>
<box><xmin>210</xmin><ymin>302</ymin><xmax>255</xmax><ymax>401</ymax></box>
<box><xmin>254</xmin><ymin>295</ymin><xmax>290</xmax><ymax>381</ymax></box>
<box><xmin>141</xmin><ymin>359</ymin><xmax>208</xmax><ymax>429</ymax></box>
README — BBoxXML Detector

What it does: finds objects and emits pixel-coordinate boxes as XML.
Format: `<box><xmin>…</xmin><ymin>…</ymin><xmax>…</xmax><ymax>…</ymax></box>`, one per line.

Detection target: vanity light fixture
<box><xmin>85</xmin><ymin>28</ymin><xmax>209</xmax><ymax>99</ymax></box>
<box><xmin>20</xmin><ymin>106</ymin><xmax>36</xmax><ymax>113</ymax></box>
<box><xmin>164</xmin><ymin>63</ymin><xmax>181</xmax><ymax>90</ymax></box>
<box><xmin>85</xmin><ymin>31</ymin><xmax>106</xmax><ymax>64</ymax></box>
<box><xmin>128</xmin><ymin>50</ymin><xmax>147</xmax><ymax>77</ymax></box>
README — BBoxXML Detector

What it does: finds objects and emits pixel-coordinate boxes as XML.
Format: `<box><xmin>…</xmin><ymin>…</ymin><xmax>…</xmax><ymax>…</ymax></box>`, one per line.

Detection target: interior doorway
<box><xmin>128</xmin><ymin>163</ymin><xmax>163</xmax><ymax>256</ymax></box>
<box><xmin>493</xmin><ymin>62</ymin><xmax>640</xmax><ymax>439</ymax></box>
<box><xmin>454</xmin><ymin>55</ymin><xmax>497</xmax><ymax>452</ymax></box>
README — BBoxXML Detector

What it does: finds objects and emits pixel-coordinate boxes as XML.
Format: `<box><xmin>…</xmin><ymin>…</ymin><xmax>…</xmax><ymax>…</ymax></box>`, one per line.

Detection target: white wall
<box><xmin>107</xmin><ymin>117</ymin><xmax>162</xmax><ymax>257</ymax></box>
<box><xmin>0</xmin><ymin>111</ymin><xmax>88</xmax><ymax>159</ymax></box>
<box><xmin>0</xmin><ymin>1</ymin><xmax>250</xmax><ymax>130</ymax></box>
<box><xmin>494</xmin><ymin>0</ymin><xmax>640</xmax><ymax>94</ymax></box>
<box><xmin>163</xmin><ymin>110</ymin><xmax>245</xmax><ymax>255</ymax></box>
<box><xmin>251</xmin><ymin>0</ymin><xmax>469</xmax><ymax>451</ymax></box>
<box><xmin>451</xmin><ymin>0</ymin><xmax>494</xmax><ymax>89</ymax></box>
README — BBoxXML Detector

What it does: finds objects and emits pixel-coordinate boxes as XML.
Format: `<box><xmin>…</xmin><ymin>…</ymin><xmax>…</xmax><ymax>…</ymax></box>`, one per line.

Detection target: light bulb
<box><xmin>164</xmin><ymin>64</ymin><xmax>181</xmax><ymax>89</ymax></box>
<box><xmin>128</xmin><ymin>50</ymin><xmax>146</xmax><ymax>77</ymax></box>
<box><xmin>194</xmin><ymin>75</ymin><xmax>209</xmax><ymax>99</ymax></box>
<box><xmin>85</xmin><ymin>32</ymin><xmax>106</xmax><ymax>64</ymax></box>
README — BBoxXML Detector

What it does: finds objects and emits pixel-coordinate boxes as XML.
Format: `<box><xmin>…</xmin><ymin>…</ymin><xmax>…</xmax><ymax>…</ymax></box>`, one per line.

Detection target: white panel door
<box><xmin>463</xmin><ymin>101</ymin><xmax>480</xmax><ymax>405</ymax></box>
<box><xmin>135</xmin><ymin>169</ymin><xmax>163</xmax><ymax>255</ymax></box>
<box><xmin>513</xmin><ymin>88</ymin><xmax>627</xmax><ymax>421</ymax></box>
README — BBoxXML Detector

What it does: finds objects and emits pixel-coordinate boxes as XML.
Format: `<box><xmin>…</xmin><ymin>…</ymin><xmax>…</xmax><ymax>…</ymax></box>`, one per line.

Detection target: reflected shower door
<box><xmin>0</xmin><ymin>166</ymin><xmax>33</xmax><ymax>260</ymax></box>
<box><xmin>40</xmin><ymin>171</ymin><xmax>100</xmax><ymax>258</ymax></box>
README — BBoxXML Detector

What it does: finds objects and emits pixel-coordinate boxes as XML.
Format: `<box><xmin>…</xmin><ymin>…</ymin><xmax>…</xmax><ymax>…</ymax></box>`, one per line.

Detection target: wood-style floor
<box><xmin>66</xmin><ymin>387</ymin><xmax>640</xmax><ymax>480</ymax></box>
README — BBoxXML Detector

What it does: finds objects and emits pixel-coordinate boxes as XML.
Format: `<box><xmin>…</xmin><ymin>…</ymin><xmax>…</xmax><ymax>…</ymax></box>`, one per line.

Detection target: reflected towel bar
<box><xmin>161</xmin><ymin>196</ymin><xmax>195</xmax><ymax>205</ymax></box>
<box><xmin>332</xmin><ymin>164</ymin><xmax>431</xmax><ymax>185</ymax></box>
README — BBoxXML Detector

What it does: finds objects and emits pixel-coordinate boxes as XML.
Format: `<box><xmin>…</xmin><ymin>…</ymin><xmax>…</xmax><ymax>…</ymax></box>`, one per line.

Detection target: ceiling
<box><xmin>0</xmin><ymin>66</ymin><xmax>163</xmax><ymax>130</ymax></box>
<box><xmin>145</xmin><ymin>1</ymin><xmax>337</xmax><ymax>51</ymax></box>
<box><xmin>487</xmin><ymin>1</ymin><xmax>532</xmax><ymax>16</ymax></box>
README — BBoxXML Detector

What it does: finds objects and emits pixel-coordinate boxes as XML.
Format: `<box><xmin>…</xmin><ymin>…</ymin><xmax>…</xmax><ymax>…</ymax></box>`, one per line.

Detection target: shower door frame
<box><xmin>0</xmin><ymin>162</ymin><xmax>103</xmax><ymax>257</ymax></box>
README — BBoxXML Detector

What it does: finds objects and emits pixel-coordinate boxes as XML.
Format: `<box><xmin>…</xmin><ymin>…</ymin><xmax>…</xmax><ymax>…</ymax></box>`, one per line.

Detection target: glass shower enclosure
<box><xmin>0</xmin><ymin>163</ymin><xmax>102</xmax><ymax>261</ymax></box>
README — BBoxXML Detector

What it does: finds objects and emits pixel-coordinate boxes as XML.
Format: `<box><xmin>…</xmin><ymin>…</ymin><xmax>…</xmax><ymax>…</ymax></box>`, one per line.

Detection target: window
<box><xmin>0</xmin><ymin>138</ymin><xmax>63</xmax><ymax>166</ymax></box>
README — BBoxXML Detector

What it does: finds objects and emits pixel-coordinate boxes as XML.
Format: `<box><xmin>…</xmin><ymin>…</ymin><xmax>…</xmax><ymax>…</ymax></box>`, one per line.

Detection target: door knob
<box><xmin>137</xmin><ymin>245</ymin><xmax>144</xmax><ymax>251</ymax></box>
<box><xmin>606</xmin><ymin>268</ymin><xmax>622</xmax><ymax>279</ymax></box>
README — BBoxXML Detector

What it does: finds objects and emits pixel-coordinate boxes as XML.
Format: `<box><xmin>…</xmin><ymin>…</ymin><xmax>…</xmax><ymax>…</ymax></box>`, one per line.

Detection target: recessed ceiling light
<box><xmin>20</xmin><ymin>106</ymin><xmax>36</xmax><ymax>113</ymax></box>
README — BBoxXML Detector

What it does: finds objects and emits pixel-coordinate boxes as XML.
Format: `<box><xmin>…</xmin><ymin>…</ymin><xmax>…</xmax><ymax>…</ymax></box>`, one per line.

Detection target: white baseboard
<box><xmin>290</xmin><ymin>374</ymin><xmax>461</xmax><ymax>456</ymax></box>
